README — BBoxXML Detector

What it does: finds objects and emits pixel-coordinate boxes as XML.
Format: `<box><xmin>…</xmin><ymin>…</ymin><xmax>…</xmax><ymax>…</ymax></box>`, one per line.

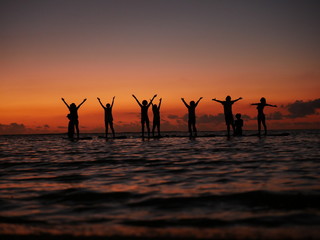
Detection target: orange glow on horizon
<box><xmin>1</xmin><ymin>1</ymin><xmax>319</xmax><ymax>134</ymax></box>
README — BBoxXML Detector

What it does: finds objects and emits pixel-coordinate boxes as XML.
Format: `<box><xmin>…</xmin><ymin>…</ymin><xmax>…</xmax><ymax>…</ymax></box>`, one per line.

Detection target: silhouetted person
<box><xmin>67</xmin><ymin>114</ymin><xmax>74</xmax><ymax>139</ymax></box>
<box><xmin>251</xmin><ymin>97</ymin><xmax>277</xmax><ymax>136</ymax></box>
<box><xmin>61</xmin><ymin>98</ymin><xmax>87</xmax><ymax>139</ymax></box>
<box><xmin>97</xmin><ymin>96</ymin><xmax>115</xmax><ymax>138</ymax></box>
<box><xmin>152</xmin><ymin>98</ymin><xmax>162</xmax><ymax>137</ymax></box>
<box><xmin>181</xmin><ymin>97</ymin><xmax>203</xmax><ymax>137</ymax></box>
<box><xmin>234</xmin><ymin>113</ymin><xmax>243</xmax><ymax>136</ymax></box>
<box><xmin>132</xmin><ymin>94</ymin><xmax>157</xmax><ymax>138</ymax></box>
<box><xmin>212</xmin><ymin>96</ymin><xmax>242</xmax><ymax>136</ymax></box>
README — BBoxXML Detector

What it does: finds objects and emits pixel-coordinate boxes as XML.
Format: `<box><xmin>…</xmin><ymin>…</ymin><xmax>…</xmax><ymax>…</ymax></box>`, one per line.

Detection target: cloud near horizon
<box><xmin>1</xmin><ymin>98</ymin><xmax>319</xmax><ymax>135</ymax></box>
<box><xmin>286</xmin><ymin>99</ymin><xmax>320</xmax><ymax>118</ymax></box>
<box><xmin>0</xmin><ymin>123</ymin><xmax>27</xmax><ymax>135</ymax></box>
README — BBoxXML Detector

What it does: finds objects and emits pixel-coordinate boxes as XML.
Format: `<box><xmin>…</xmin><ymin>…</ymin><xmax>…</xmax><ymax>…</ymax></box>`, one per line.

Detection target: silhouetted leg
<box><xmin>152</xmin><ymin>122</ymin><xmax>156</xmax><ymax>137</ymax></box>
<box><xmin>257</xmin><ymin>119</ymin><xmax>261</xmax><ymax>136</ymax></box>
<box><xmin>158</xmin><ymin>123</ymin><xmax>161</xmax><ymax>137</ymax></box>
<box><xmin>105</xmin><ymin>122</ymin><xmax>108</xmax><ymax>138</ymax></box>
<box><xmin>68</xmin><ymin>121</ymin><xmax>74</xmax><ymax>139</ymax></box>
<box><xmin>75</xmin><ymin>122</ymin><xmax>80</xmax><ymax>139</ymax></box>
<box><xmin>188</xmin><ymin>121</ymin><xmax>192</xmax><ymax>137</ymax></box>
<box><xmin>146</xmin><ymin>119</ymin><xmax>150</xmax><ymax>138</ymax></box>
<box><xmin>141</xmin><ymin>121</ymin><xmax>145</xmax><ymax>138</ymax></box>
<box><xmin>193</xmin><ymin>123</ymin><xmax>197</xmax><ymax>137</ymax></box>
<box><xmin>227</xmin><ymin>124</ymin><xmax>230</xmax><ymax>137</ymax></box>
<box><xmin>262</xmin><ymin>119</ymin><xmax>267</xmax><ymax>135</ymax></box>
<box><xmin>110</xmin><ymin>122</ymin><xmax>115</xmax><ymax>138</ymax></box>
<box><xmin>231</xmin><ymin>123</ymin><xmax>235</xmax><ymax>136</ymax></box>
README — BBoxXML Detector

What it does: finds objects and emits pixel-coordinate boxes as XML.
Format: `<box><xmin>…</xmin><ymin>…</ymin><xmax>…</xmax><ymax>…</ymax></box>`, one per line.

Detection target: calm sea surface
<box><xmin>0</xmin><ymin>130</ymin><xmax>319</xmax><ymax>239</ymax></box>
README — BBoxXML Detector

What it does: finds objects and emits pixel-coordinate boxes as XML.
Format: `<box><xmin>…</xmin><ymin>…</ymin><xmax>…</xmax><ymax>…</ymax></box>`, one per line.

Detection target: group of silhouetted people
<box><xmin>61</xmin><ymin>95</ymin><xmax>277</xmax><ymax>139</ymax></box>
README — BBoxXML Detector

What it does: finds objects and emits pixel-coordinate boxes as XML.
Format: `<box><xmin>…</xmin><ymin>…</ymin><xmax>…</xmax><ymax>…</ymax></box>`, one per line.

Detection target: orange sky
<box><xmin>1</xmin><ymin>1</ymin><xmax>319</xmax><ymax>134</ymax></box>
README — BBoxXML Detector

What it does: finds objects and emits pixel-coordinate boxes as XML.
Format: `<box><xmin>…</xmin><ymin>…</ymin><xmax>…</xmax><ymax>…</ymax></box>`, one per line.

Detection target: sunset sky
<box><xmin>1</xmin><ymin>0</ymin><xmax>319</xmax><ymax>134</ymax></box>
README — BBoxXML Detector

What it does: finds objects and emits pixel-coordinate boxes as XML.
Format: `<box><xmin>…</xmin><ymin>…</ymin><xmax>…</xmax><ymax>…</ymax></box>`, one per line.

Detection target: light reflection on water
<box><xmin>0</xmin><ymin>130</ymin><xmax>319</xmax><ymax>239</ymax></box>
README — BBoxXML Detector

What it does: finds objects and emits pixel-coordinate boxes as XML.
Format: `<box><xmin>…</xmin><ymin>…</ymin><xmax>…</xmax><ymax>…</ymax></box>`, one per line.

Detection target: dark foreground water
<box><xmin>0</xmin><ymin>130</ymin><xmax>319</xmax><ymax>239</ymax></box>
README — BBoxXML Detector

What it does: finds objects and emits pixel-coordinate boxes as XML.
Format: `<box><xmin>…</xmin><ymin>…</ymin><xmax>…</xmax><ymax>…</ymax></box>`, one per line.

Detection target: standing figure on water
<box><xmin>97</xmin><ymin>96</ymin><xmax>115</xmax><ymax>139</ymax></box>
<box><xmin>251</xmin><ymin>97</ymin><xmax>277</xmax><ymax>136</ymax></box>
<box><xmin>132</xmin><ymin>94</ymin><xmax>157</xmax><ymax>139</ymax></box>
<box><xmin>61</xmin><ymin>98</ymin><xmax>87</xmax><ymax>139</ymax></box>
<box><xmin>181</xmin><ymin>97</ymin><xmax>203</xmax><ymax>137</ymax></box>
<box><xmin>212</xmin><ymin>96</ymin><xmax>242</xmax><ymax>137</ymax></box>
<box><xmin>151</xmin><ymin>98</ymin><xmax>162</xmax><ymax>137</ymax></box>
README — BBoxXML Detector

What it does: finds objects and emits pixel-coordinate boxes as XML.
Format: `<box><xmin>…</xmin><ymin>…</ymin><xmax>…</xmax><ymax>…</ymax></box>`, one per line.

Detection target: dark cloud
<box><xmin>267</xmin><ymin>111</ymin><xmax>284</xmax><ymax>120</ymax></box>
<box><xmin>172</xmin><ymin>113</ymin><xmax>251</xmax><ymax>125</ymax></box>
<box><xmin>36</xmin><ymin>124</ymin><xmax>50</xmax><ymax>129</ymax></box>
<box><xmin>182</xmin><ymin>114</ymin><xmax>188</xmax><ymax>122</ymax></box>
<box><xmin>286</xmin><ymin>99</ymin><xmax>320</xmax><ymax>118</ymax></box>
<box><xmin>197</xmin><ymin>114</ymin><xmax>215</xmax><ymax>123</ymax></box>
<box><xmin>197</xmin><ymin>113</ymin><xmax>226</xmax><ymax>124</ymax></box>
<box><xmin>167</xmin><ymin>114</ymin><xmax>180</xmax><ymax>119</ymax></box>
<box><xmin>243</xmin><ymin>114</ymin><xmax>252</xmax><ymax>120</ymax></box>
<box><xmin>0</xmin><ymin>123</ymin><xmax>27</xmax><ymax>134</ymax></box>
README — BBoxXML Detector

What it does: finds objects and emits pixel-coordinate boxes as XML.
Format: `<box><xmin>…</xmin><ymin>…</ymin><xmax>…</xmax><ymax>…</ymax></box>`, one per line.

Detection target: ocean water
<box><xmin>0</xmin><ymin>130</ymin><xmax>319</xmax><ymax>239</ymax></box>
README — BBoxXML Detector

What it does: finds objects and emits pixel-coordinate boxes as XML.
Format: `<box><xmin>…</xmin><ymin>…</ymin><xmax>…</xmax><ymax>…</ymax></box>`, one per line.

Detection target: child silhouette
<box><xmin>61</xmin><ymin>98</ymin><xmax>87</xmax><ymax>139</ymax></box>
<box><xmin>97</xmin><ymin>97</ymin><xmax>115</xmax><ymax>138</ymax></box>
<box><xmin>151</xmin><ymin>98</ymin><xmax>162</xmax><ymax>137</ymax></box>
<box><xmin>181</xmin><ymin>97</ymin><xmax>203</xmax><ymax>137</ymax></box>
<box><xmin>234</xmin><ymin>113</ymin><xmax>243</xmax><ymax>136</ymax></box>
<box><xmin>251</xmin><ymin>97</ymin><xmax>277</xmax><ymax>136</ymax></box>
<box><xmin>132</xmin><ymin>94</ymin><xmax>157</xmax><ymax>138</ymax></box>
<box><xmin>212</xmin><ymin>96</ymin><xmax>242</xmax><ymax>136</ymax></box>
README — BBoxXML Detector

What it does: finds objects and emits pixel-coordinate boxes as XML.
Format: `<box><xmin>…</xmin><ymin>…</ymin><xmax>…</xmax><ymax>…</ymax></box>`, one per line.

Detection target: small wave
<box><xmin>128</xmin><ymin>190</ymin><xmax>320</xmax><ymax>210</ymax></box>
<box><xmin>123</xmin><ymin>213</ymin><xmax>320</xmax><ymax>227</ymax></box>
<box><xmin>36</xmin><ymin>188</ymin><xmax>147</xmax><ymax>205</ymax></box>
<box><xmin>0</xmin><ymin>215</ymin><xmax>48</xmax><ymax>225</ymax></box>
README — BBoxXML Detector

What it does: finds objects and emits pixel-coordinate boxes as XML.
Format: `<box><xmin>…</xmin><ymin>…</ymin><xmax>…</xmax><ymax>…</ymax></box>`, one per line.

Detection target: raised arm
<box><xmin>266</xmin><ymin>103</ymin><xmax>277</xmax><ymax>107</ymax></box>
<box><xmin>77</xmin><ymin>98</ymin><xmax>87</xmax><ymax>109</ymax></box>
<box><xmin>132</xmin><ymin>94</ymin><xmax>142</xmax><ymax>107</ymax></box>
<box><xmin>148</xmin><ymin>94</ymin><xmax>157</xmax><ymax>107</ymax></box>
<box><xmin>97</xmin><ymin>97</ymin><xmax>106</xmax><ymax>109</ymax></box>
<box><xmin>195</xmin><ymin>97</ymin><xmax>203</xmax><ymax>106</ymax></box>
<box><xmin>61</xmin><ymin>98</ymin><xmax>70</xmax><ymax>109</ymax></box>
<box><xmin>212</xmin><ymin>98</ymin><xmax>223</xmax><ymax>103</ymax></box>
<box><xmin>158</xmin><ymin>98</ymin><xmax>162</xmax><ymax>109</ymax></box>
<box><xmin>111</xmin><ymin>96</ymin><xmax>115</xmax><ymax>108</ymax></box>
<box><xmin>181</xmin><ymin>98</ymin><xmax>189</xmax><ymax>107</ymax></box>
<box><xmin>232</xmin><ymin>97</ymin><xmax>243</xmax><ymax>103</ymax></box>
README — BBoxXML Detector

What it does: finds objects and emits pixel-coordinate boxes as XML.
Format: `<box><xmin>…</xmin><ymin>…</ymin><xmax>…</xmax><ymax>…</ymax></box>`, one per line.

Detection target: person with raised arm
<box><xmin>151</xmin><ymin>98</ymin><xmax>162</xmax><ymax>137</ymax></box>
<box><xmin>251</xmin><ymin>97</ymin><xmax>277</xmax><ymax>136</ymax></box>
<box><xmin>61</xmin><ymin>98</ymin><xmax>87</xmax><ymax>139</ymax></box>
<box><xmin>97</xmin><ymin>96</ymin><xmax>115</xmax><ymax>139</ymax></box>
<box><xmin>181</xmin><ymin>97</ymin><xmax>203</xmax><ymax>137</ymax></box>
<box><xmin>132</xmin><ymin>94</ymin><xmax>157</xmax><ymax>138</ymax></box>
<box><xmin>212</xmin><ymin>96</ymin><xmax>242</xmax><ymax>137</ymax></box>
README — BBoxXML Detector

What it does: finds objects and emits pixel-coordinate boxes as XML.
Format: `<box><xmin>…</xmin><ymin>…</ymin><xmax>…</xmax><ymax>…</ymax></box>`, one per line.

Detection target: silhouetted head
<box><xmin>235</xmin><ymin>113</ymin><xmax>241</xmax><ymax>119</ymax></box>
<box><xmin>106</xmin><ymin>103</ymin><xmax>111</xmax><ymax>108</ymax></box>
<box><xmin>142</xmin><ymin>100</ymin><xmax>148</xmax><ymax>106</ymax></box>
<box><xmin>70</xmin><ymin>103</ymin><xmax>76</xmax><ymax>109</ymax></box>
<box><xmin>152</xmin><ymin>104</ymin><xmax>157</xmax><ymax>110</ymax></box>
<box><xmin>260</xmin><ymin>97</ymin><xmax>266</xmax><ymax>104</ymax></box>
<box><xmin>190</xmin><ymin>101</ymin><xmax>195</xmax><ymax>106</ymax></box>
<box><xmin>226</xmin><ymin>96</ymin><xmax>231</xmax><ymax>101</ymax></box>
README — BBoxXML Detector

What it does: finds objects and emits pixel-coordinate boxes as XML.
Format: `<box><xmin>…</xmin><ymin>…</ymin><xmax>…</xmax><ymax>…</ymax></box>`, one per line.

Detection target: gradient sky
<box><xmin>1</xmin><ymin>0</ymin><xmax>319</xmax><ymax>134</ymax></box>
